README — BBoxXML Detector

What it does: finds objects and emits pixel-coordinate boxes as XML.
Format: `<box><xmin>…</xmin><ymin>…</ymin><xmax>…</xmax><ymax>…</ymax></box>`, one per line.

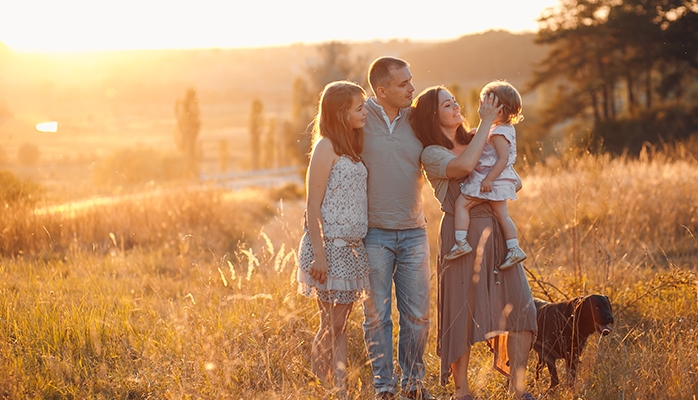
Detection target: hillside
<box><xmin>405</xmin><ymin>30</ymin><xmax>548</xmax><ymax>90</ymax></box>
<box><xmin>0</xmin><ymin>31</ymin><xmax>546</xmax><ymax>171</ymax></box>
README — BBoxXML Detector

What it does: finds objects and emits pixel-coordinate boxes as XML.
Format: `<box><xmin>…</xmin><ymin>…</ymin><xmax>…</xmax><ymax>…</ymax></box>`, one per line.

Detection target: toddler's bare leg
<box><xmin>490</xmin><ymin>201</ymin><xmax>518</xmax><ymax>240</ymax></box>
<box><xmin>493</xmin><ymin>201</ymin><xmax>527</xmax><ymax>269</ymax></box>
<box><xmin>446</xmin><ymin>195</ymin><xmax>479</xmax><ymax>260</ymax></box>
<box><xmin>454</xmin><ymin>194</ymin><xmax>475</xmax><ymax>231</ymax></box>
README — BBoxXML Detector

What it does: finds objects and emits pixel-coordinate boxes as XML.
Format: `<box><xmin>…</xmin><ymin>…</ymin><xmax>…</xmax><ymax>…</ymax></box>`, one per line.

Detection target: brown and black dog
<box><xmin>533</xmin><ymin>295</ymin><xmax>614</xmax><ymax>389</ymax></box>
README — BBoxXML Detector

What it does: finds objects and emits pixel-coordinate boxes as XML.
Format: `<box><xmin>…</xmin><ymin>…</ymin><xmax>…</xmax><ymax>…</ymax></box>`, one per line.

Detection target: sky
<box><xmin>1</xmin><ymin>0</ymin><xmax>560</xmax><ymax>52</ymax></box>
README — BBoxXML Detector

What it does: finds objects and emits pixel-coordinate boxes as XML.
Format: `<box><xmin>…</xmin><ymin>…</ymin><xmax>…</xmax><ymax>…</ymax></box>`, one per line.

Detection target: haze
<box><xmin>2</xmin><ymin>0</ymin><xmax>559</xmax><ymax>52</ymax></box>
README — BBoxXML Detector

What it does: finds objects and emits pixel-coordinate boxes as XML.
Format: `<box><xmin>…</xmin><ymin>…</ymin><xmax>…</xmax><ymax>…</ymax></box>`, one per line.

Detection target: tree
<box><xmin>174</xmin><ymin>88</ymin><xmax>201</xmax><ymax>177</ymax></box>
<box><xmin>249</xmin><ymin>99</ymin><xmax>264</xmax><ymax>170</ymax></box>
<box><xmin>283</xmin><ymin>77</ymin><xmax>315</xmax><ymax>166</ymax></box>
<box><xmin>528</xmin><ymin>0</ymin><xmax>698</xmax><ymax>153</ymax></box>
<box><xmin>306</xmin><ymin>41</ymin><xmax>367</xmax><ymax>94</ymax></box>
<box><xmin>283</xmin><ymin>42</ymin><xmax>367</xmax><ymax>166</ymax></box>
<box><xmin>263</xmin><ymin>118</ymin><xmax>277</xmax><ymax>169</ymax></box>
<box><xmin>530</xmin><ymin>0</ymin><xmax>614</xmax><ymax>125</ymax></box>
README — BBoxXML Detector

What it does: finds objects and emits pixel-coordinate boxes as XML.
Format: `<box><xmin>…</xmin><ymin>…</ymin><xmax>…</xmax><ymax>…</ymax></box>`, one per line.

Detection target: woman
<box><xmin>409</xmin><ymin>86</ymin><xmax>537</xmax><ymax>400</ymax></box>
<box><xmin>296</xmin><ymin>81</ymin><xmax>371</xmax><ymax>394</ymax></box>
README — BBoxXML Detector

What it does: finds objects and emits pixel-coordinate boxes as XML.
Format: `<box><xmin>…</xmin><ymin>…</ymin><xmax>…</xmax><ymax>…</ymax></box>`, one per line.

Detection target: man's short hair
<box><xmin>368</xmin><ymin>57</ymin><xmax>409</xmax><ymax>95</ymax></box>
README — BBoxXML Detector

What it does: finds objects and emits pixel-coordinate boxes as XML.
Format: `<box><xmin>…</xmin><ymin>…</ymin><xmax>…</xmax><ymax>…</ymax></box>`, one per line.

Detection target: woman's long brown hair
<box><xmin>409</xmin><ymin>86</ymin><xmax>470</xmax><ymax>149</ymax></box>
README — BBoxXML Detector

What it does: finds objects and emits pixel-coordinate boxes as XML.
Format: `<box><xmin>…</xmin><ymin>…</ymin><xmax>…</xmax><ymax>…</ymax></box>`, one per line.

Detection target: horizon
<box><xmin>1</xmin><ymin>0</ymin><xmax>559</xmax><ymax>53</ymax></box>
<box><xmin>0</xmin><ymin>28</ymin><xmax>533</xmax><ymax>55</ymax></box>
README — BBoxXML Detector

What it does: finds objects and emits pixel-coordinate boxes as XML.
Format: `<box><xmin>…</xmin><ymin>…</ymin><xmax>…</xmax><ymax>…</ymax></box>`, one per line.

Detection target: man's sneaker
<box><xmin>444</xmin><ymin>239</ymin><xmax>473</xmax><ymax>261</ymax></box>
<box><xmin>400</xmin><ymin>387</ymin><xmax>436</xmax><ymax>400</ymax></box>
<box><xmin>499</xmin><ymin>246</ymin><xmax>527</xmax><ymax>270</ymax></box>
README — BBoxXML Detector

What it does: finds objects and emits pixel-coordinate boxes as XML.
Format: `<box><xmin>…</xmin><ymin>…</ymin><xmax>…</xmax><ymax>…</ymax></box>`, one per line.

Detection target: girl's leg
<box><xmin>330</xmin><ymin>302</ymin><xmax>353</xmax><ymax>390</ymax></box>
<box><xmin>312</xmin><ymin>300</ymin><xmax>334</xmax><ymax>384</ymax></box>
<box><xmin>489</xmin><ymin>201</ymin><xmax>517</xmax><ymax>240</ymax></box>
<box><xmin>313</xmin><ymin>300</ymin><xmax>353</xmax><ymax>390</ymax></box>
<box><xmin>451</xmin><ymin>345</ymin><xmax>472</xmax><ymax>398</ymax></box>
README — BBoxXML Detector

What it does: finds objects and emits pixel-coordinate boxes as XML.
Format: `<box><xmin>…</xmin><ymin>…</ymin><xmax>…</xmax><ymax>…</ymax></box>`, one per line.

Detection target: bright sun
<box><xmin>1</xmin><ymin>0</ymin><xmax>559</xmax><ymax>52</ymax></box>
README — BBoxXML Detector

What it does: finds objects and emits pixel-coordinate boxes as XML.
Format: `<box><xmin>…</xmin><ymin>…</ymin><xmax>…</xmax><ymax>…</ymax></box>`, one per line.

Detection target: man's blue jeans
<box><xmin>362</xmin><ymin>227</ymin><xmax>431</xmax><ymax>394</ymax></box>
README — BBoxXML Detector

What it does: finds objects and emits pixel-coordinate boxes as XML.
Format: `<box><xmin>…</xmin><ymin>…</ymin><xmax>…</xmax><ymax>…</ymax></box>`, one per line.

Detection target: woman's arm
<box><xmin>305</xmin><ymin>138</ymin><xmax>337</xmax><ymax>284</ymax></box>
<box><xmin>445</xmin><ymin>93</ymin><xmax>501</xmax><ymax>178</ymax></box>
<box><xmin>480</xmin><ymin>134</ymin><xmax>509</xmax><ymax>192</ymax></box>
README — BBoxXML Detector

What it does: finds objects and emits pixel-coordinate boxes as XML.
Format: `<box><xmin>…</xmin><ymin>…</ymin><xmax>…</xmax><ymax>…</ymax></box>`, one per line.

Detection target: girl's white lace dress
<box><xmin>297</xmin><ymin>156</ymin><xmax>371</xmax><ymax>304</ymax></box>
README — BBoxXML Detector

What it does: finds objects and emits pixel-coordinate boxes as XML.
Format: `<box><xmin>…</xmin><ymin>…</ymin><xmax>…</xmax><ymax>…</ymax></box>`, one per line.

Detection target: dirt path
<box><xmin>34</xmin><ymin>167</ymin><xmax>304</xmax><ymax>216</ymax></box>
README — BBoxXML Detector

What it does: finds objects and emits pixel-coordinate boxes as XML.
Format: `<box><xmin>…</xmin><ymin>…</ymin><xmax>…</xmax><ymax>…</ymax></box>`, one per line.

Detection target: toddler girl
<box><xmin>445</xmin><ymin>80</ymin><xmax>526</xmax><ymax>270</ymax></box>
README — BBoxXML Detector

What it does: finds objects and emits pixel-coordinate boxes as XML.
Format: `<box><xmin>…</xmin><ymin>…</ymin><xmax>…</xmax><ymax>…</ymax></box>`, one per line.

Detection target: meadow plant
<box><xmin>0</xmin><ymin>170</ymin><xmax>43</xmax><ymax>206</ymax></box>
<box><xmin>0</xmin><ymin>184</ymin><xmax>277</xmax><ymax>258</ymax></box>
<box><xmin>0</xmin><ymin>149</ymin><xmax>697</xmax><ymax>399</ymax></box>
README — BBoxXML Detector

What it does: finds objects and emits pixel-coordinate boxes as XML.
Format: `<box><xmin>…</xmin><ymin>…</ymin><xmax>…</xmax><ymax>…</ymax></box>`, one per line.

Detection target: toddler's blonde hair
<box><xmin>481</xmin><ymin>80</ymin><xmax>524</xmax><ymax>124</ymax></box>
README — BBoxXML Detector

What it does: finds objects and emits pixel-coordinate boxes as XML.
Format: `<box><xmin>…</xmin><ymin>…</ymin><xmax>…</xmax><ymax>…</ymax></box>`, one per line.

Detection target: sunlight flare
<box><xmin>36</xmin><ymin>121</ymin><xmax>58</xmax><ymax>133</ymax></box>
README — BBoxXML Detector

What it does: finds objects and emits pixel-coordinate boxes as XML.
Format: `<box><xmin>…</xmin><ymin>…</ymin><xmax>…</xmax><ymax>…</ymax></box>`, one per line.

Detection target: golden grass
<box><xmin>1</xmin><ymin>149</ymin><xmax>697</xmax><ymax>399</ymax></box>
<box><xmin>1</xmin><ymin>183</ymin><xmax>281</xmax><ymax>258</ymax></box>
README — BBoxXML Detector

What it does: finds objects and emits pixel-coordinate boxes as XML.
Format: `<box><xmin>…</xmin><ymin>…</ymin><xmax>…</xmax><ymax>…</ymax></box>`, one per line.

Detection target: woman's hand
<box><xmin>478</xmin><ymin>92</ymin><xmax>501</xmax><ymax>123</ymax></box>
<box><xmin>309</xmin><ymin>258</ymin><xmax>328</xmax><ymax>284</ymax></box>
<box><xmin>445</xmin><ymin>94</ymin><xmax>503</xmax><ymax>179</ymax></box>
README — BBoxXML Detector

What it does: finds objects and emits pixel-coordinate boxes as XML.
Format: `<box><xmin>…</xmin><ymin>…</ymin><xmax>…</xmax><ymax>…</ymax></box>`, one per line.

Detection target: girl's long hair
<box><xmin>311</xmin><ymin>81</ymin><xmax>365</xmax><ymax>160</ymax></box>
<box><xmin>409</xmin><ymin>86</ymin><xmax>470</xmax><ymax>149</ymax></box>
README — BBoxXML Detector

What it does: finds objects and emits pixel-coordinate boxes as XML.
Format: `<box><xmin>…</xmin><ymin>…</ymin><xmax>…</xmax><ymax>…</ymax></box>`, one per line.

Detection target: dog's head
<box><xmin>578</xmin><ymin>294</ymin><xmax>614</xmax><ymax>335</ymax></box>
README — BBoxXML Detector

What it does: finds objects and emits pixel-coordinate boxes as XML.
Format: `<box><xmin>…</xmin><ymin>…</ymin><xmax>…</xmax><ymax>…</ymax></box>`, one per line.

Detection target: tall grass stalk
<box><xmin>0</xmin><ymin>150</ymin><xmax>696</xmax><ymax>398</ymax></box>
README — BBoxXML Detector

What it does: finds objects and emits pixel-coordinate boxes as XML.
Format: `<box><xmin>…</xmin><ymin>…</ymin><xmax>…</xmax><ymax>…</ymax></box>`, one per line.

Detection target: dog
<box><xmin>533</xmin><ymin>294</ymin><xmax>614</xmax><ymax>389</ymax></box>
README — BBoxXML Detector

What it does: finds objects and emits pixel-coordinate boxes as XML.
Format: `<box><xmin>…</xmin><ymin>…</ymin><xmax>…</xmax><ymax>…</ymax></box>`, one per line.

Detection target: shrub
<box><xmin>93</xmin><ymin>147</ymin><xmax>185</xmax><ymax>186</ymax></box>
<box><xmin>269</xmin><ymin>182</ymin><xmax>304</xmax><ymax>201</ymax></box>
<box><xmin>591</xmin><ymin>105</ymin><xmax>698</xmax><ymax>155</ymax></box>
<box><xmin>0</xmin><ymin>170</ymin><xmax>42</xmax><ymax>205</ymax></box>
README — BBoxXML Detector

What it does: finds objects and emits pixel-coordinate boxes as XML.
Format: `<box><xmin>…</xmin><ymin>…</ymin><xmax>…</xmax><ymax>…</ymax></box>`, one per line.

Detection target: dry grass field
<box><xmin>1</xmin><ymin>140</ymin><xmax>697</xmax><ymax>399</ymax></box>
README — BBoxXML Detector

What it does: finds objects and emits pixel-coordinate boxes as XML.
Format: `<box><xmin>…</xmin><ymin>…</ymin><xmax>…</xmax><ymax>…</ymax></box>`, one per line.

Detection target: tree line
<box><xmin>176</xmin><ymin>0</ymin><xmax>698</xmax><ymax>176</ymax></box>
<box><xmin>529</xmin><ymin>0</ymin><xmax>698</xmax><ymax>154</ymax></box>
<box><xmin>245</xmin><ymin>42</ymin><xmax>366</xmax><ymax>171</ymax></box>
<box><xmin>172</xmin><ymin>43</ymin><xmax>363</xmax><ymax>178</ymax></box>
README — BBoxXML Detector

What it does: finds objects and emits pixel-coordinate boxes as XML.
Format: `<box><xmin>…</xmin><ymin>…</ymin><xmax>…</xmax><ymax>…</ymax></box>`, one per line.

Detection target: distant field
<box><xmin>0</xmin><ymin>31</ymin><xmax>547</xmax><ymax>186</ymax></box>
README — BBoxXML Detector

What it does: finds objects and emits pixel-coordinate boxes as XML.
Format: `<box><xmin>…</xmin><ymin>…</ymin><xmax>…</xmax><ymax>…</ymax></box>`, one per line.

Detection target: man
<box><xmin>361</xmin><ymin>57</ymin><xmax>434</xmax><ymax>400</ymax></box>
